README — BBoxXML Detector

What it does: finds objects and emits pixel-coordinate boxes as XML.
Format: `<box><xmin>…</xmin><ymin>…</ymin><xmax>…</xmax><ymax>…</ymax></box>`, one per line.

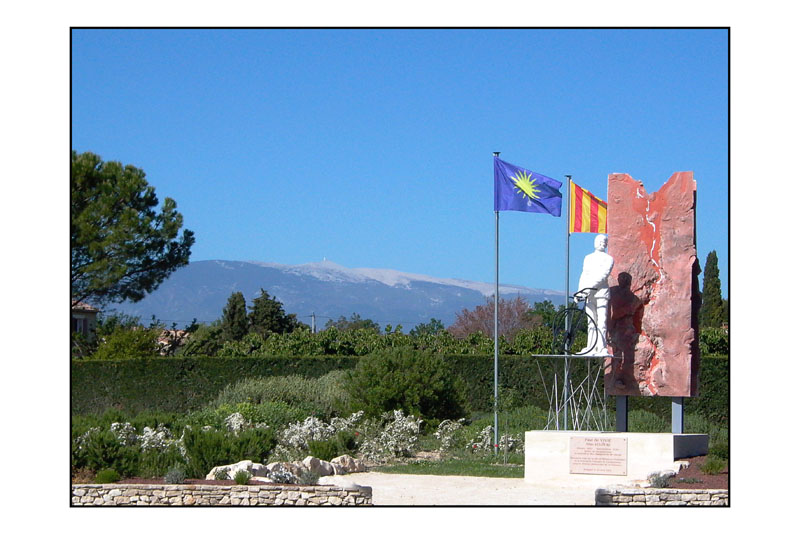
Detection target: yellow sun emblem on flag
<box><xmin>511</xmin><ymin>170</ymin><xmax>541</xmax><ymax>201</ymax></box>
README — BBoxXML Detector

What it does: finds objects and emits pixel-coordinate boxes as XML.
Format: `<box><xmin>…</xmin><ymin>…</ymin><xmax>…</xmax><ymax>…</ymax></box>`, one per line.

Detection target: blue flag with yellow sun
<box><xmin>493</xmin><ymin>158</ymin><xmax>562</xmax><ymax>216</ymax></box>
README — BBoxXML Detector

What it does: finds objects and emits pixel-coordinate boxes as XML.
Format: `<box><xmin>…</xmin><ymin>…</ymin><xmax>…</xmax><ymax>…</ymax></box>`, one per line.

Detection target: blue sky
<box><xmin>71</xmin><ymin>28</ymin><xmax>728</xmax><ymax>298</ymax></box>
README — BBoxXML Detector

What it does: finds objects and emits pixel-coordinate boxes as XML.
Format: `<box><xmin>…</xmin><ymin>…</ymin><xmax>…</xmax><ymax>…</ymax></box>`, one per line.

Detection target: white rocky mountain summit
<box><xmin>111</xmin><ymin>259</ymin><xmax>562</xmax><ymax>328</ymax></box>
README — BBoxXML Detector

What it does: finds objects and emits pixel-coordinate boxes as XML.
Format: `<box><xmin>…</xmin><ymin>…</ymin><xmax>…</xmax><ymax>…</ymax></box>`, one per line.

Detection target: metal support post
<box><xmin>615</xmin><ymin>395</ymin><xmax>628</xmax><ymax>432</ymax></box>
<box><xmin>671</xmin><ymin>397</ymin><xmax>684</xmax><ymax>434</ymax></box>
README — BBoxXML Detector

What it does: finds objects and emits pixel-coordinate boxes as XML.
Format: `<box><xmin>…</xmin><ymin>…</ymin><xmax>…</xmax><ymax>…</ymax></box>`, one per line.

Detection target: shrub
<box><xmin>331</xmin><ymin>429</ymin><xmax>357</xmax><ymax>456</ymax></box>
<box><xmin>72</xmin><ymin>417</ymin><xmax>191</xmax><ymax>479</ymax></box>
<box><xmin>627</xmin><ymin>410</ymin><xmax>669</xmax><ymax>433</ymax></box>
<box><xmin>75</xmin><ymin>428</ymin><xmax>141</xmax><ymax>478</ymax></box>
<box><xmin>72</xmin><ymin>331</ymin><xmax>97</xmax><ymax>359</ymax></box>
<box><xmin>344</xmin><ymin>348</ymin><xmax>468</xmax><ymax>422</ymax></box>
<box><xmin>72</xmin><ymin>409</ymin><xmax>131</xmax><ymax>437</ymax></box>
<box><xmin>276</xmin><ymin>412</ymin><xmax>363</xmax><ymax>461</ymax></box>
<box><xmin>164</xmin><ymin>464</ymin><xmax>187</xmax><ymax>484</ymax></box>
<box><xmin>434</xmin><ymin>419</ymin><xmax>467</xmax><ymax>452</ymax></box>
<box><xmin>209</xmin><ymin>371</ymin><xmax>350</xmax><ymax>419</ymax></box>
<box><xmin>700</xmin><ymin>455</ymin><xmax>726</xmax><ymax>475</ymax></box>
<box><xmin>214</xmin><ymin>467</ymin><xmax>230</xmax><ymax>480</ymax></box>
<box><xmin>708</xmin><ymin>442</ymin><xmax>729</xmax><ymax>461</ymax></box>
<box><xmin>95</xmin><ymin>468</ymin><xmax>121</xmax><ymax>483</ymax></box>
<box><xmin>233</xmin><ymin>469</ymin><xmax>252</xmax><ymax>485</ymax></box>
<box><xmin>467</xmin><ymin>405</ymin><xmax>550</xmax><ymax>437</ymax></box>
<box><xmin>685</xmin><ymin>412</ymin><xmax>729</xmax><ymax>453</ymax></box>
<box><xmin>127</xmin><ymin>411</ymin><xmax>186</xmax><ymax>433</ymax></box>
<box><xmin>180</xmin><ymin>323</ymin><xmax>226</xmax><ymax>357</ymax></box>
<box><xmin>357</xmin><ymin>410</ymin><xmax>423</xmax><ymax>463</ymax></box>
<box><xmin>267</xmin><ymin>464</ymin><xmax>297</xmax><ymax>484</ymax></box>
<box><xmin>181</xmin><ymin>424</ymin><xmax>275</xmax><ymax>478</ymax></box>
<box><xmin>229</xmin><ymin>427</ymin><xmax>277</xmax><ymax>463</ymax></box>
<box><xmin>92</xmin><ymin>327</ymin><xmax>162</xmax><ymax>360</ymax></box>
<box><xmin>230</xmin><ymin>401</ymin><xmax>308</xmax><ymax>430</ymax></box>
<box><xmin>182</xmin><ymin>427</ymin><xmax>235</xmax><ymax>479</ymax></box>
<box><xmin>647</xmin><ymin>472</ymin><xmax>671</xmax><ymax>488</ymax></box>
<box><xmin>308</xmin><ymin>440</ymin><xmax>339</xmax><ymax>462</ymax></box>
<box><xmin>460</xmin><ymin>422</ymin><xmax>523</xmax><ymax>456</ymax></box>
<box><xmin>699</xmin><ymin>327</ymin><xmax>729</xmax><ymax>355</ymax></box>
<box><xmin>281</xmin><ymin>416</ymin><xmax>337</xmax><ymax>451</ymax></box>
<box><xmin>138</xmin><ymin>445</ymin><xmax>186</xmax><ymax>479</ymax></box>
<box><xmin>72</xmin><ymin>467</ymin><xmax>96</xmax><ymax>483</ymax></box>
<box><xmin>298</xmin><ymin>470</ymin><xmax>320</xmax><ymax>485</ymax></box>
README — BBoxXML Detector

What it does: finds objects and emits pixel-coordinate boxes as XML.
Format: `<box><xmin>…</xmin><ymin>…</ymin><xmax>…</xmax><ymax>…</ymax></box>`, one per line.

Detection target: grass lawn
<box><xmin>372</xmin><ymin>456</ymin><xmax>524</xmax><ymax>478</ymax></box>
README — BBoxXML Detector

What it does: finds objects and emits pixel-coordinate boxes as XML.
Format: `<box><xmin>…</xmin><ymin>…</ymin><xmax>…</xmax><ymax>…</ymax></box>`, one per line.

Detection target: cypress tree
<box><xmin>248</xmin><ymin>289</ymin><xmax>301</xmax><ymax>336</ymax></box>
<box><xmin>699</xmin><ymin>250</ymin><xmax>726</xmax><ymax>328</ymax></box>
<box><xmin>221</xmin><ymin>291</ymin><xmax>248</xmax><ymax>341</ymax></box>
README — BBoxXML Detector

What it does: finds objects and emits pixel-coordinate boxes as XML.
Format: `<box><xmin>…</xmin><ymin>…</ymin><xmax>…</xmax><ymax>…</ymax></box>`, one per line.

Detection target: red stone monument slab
<box><xmin>605</xmin><ymin>172</ymin><xmax>701</xmax><ymax>397</ymax></box>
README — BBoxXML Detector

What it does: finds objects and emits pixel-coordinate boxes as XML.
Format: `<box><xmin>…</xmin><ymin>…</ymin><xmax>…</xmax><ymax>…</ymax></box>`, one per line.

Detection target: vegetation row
<box><xmin>72</xmin><ymin>350</ymin><xmax>729</xmax><ymax>483</ymax></box>
<box><xmin>72</xmin><ymin>350</ymin><xmax>729</xmax><ymax>425</ymax></box>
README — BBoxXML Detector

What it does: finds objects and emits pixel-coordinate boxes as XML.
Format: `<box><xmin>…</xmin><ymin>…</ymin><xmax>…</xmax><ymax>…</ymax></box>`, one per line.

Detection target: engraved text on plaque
<box><xmin>569</xmin><ymin>436</ymin><xmax>628</xmax><ymax>475</ymax></box>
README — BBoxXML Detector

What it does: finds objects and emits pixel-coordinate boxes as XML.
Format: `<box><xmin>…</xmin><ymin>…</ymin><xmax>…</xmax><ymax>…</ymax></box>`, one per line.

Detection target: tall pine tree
<box><xmin>221</xmin><ymin>291</ymin><xmax>248</xmax><ymax>341</ymax></box>
<box><xmin>71</xmin><ymin>151</ymin><xmax>194</xmax><ymax>305</ymax></box>
<box><xmin>699</xmin><ymin>250</ymin><xmax>726</xmax><ymax>328</ymax></box>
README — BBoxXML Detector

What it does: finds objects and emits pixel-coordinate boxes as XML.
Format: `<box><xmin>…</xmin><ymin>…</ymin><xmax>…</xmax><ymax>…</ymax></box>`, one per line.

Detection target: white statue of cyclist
<box><xmin>576</xmin><ymin>234</ymin><xmax>614</xmax><ymax>355</ymax></box>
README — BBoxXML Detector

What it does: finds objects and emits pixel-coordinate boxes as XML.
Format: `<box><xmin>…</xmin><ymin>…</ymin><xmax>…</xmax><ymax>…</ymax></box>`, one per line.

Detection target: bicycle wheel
<box><xmin>551</xmin><ymin>308</ymin><xmax>598</xmax><ymax>355</ymax></box>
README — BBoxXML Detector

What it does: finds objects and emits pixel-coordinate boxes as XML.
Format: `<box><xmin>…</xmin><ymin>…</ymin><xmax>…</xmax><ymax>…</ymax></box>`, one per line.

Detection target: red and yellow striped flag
<box><xmin>569</xmin><ymin>181</ymin><xmax>607</xmax><ymax>233</ymax></box>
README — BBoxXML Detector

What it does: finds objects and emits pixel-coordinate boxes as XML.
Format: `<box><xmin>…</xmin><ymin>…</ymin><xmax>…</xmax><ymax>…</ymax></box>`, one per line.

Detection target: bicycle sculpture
<box><xmin>551</xmin><ymin>288</ymin><xmax>599</xmax><ymax>355</ymax></box>
<box><xmin>538</xmin><ymin>235</ymin><xmax>614</xmax><ymax>431</ymax></box>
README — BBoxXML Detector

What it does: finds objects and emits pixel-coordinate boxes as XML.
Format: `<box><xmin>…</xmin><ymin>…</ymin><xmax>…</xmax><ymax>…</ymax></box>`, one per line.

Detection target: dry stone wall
<box><xmin>71</xmin><ymin>483</ymin><xmax>372</xmax><ymax>506</ymax></box>
<box><xmin>595</xmin><ymin>487</ymin><xmax>728</xmax><ymax>506</ymax></box>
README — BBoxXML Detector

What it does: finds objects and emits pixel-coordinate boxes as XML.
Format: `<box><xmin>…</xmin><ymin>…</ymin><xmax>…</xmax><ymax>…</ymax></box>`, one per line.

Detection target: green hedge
<box><xmin>448</xmin><ymin>354</ymin><xmax>728</xmax><ymax>422</ymax></box>
<box><xmin>72</xmin><ymin>353</ymin><xmax>729</xmax><ymax>424</ymax></box>
<box><xmin>71</xmin><ymin>356</ymin><xmax>359</xmax><ymax>415</ymax></box>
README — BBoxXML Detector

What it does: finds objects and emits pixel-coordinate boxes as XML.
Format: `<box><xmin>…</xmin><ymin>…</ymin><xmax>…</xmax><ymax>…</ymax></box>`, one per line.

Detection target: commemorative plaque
<box><xmin>569</xmin><ymin>436</ymin><xmax>628</xmax><ymax>475</ymax></box>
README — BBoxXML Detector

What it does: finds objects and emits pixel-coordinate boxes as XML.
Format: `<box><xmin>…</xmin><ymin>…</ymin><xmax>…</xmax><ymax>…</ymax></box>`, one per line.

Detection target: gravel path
<box><xmin>319</xmin><ymin>473</ymin><xmax>598</xmax><ymax>505</ymax></box>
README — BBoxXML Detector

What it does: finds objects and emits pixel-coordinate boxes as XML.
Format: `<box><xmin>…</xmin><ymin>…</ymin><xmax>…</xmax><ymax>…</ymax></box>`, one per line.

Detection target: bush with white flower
<box><xmin>224</xmin><ymin>412</ymin><xmax>247</xmax><ymax>435</ymax></box>
<box><xmin>281</xmin><ymin>416</ymin><xmax>336</xmax><ymax>450</ymax></box>
<box><xmin>272</xmin><ymin>411</ymin><xmax>365</xmax><ymax>461</ymax></box>
<box><xmin>110</xmin><ymin>422</ymin><xmax>138</xmax><ymax>446</ymax></box>
<box><xmin>330</xmin><ymin>411</ymin><xmax>364</xmax><ymax>434</ymax></box>
<box><xmin>267</xmin><ymin>463</ymin><xmax>297</xmax><ymax>484</ymax></box>
<box><xmin>466</xmin><ymin>425</ymin><xmax>523</xmax><ymax>454</ymax></box>
<box><xmin>498</xmin><ymin>433</ymin><xmax>523</xmax><ymax>452</ymax></box>
<box><xmin>434</xmin><ymin>418</ymin><xmax>466</xmax><ymax>452</ymax></box>
<box><xmin>467</xmin><ymin>425</ymin><xmax>495</xmax><ymax>453</ymax></box>
<box><xmin>358</xmin><ymin>410</ymin><xmax>422</xmax><ymax>463</ymax></box>
<box><xmin>82</xmin><ymin>421</ymin><xmax>187</xmax><ymax>455</ymax></box>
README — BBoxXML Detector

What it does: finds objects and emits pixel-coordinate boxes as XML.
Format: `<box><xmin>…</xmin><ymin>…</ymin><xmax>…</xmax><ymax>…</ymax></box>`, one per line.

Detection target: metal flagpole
<box><xmin>563</xmin><ymin>175</ymin><xmax>572</xmax><ymax>430</ymax></box>
<box><xmin>493</xmin><ymin>152</ymin><xmax>500</xmax><ymax>455</ymax></box>
<box><xmin>565</xmin><ymin>176</ymin><xmax>571</xmax><ymax>309</ymax></box>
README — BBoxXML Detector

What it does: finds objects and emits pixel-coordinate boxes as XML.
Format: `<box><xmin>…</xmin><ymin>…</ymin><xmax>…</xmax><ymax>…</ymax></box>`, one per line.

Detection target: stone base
<box><xmin>524</xmin><ymin>431</ymin><xmax>708</xmax><ymax>486</ymax></box>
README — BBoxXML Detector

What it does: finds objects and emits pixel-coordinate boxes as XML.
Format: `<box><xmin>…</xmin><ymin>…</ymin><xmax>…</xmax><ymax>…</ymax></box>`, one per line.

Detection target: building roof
<box><xmin>71</xmin><ymin>300</ymin><xmax>100</xmax><ymax>313</ymax></box>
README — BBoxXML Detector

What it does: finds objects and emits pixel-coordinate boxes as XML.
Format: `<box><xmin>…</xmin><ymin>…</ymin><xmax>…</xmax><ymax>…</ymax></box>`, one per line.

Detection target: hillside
<box><xmin>109</xmin><ymin>260</ymin><xmax>564</xmax><ymax>328</ymax></box>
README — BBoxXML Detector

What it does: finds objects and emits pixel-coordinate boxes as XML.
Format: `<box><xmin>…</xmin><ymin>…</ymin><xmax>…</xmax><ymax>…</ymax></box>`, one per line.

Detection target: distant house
<box><xmin>71</xmin><ymin>300</ymin><xmax>99</xmax><ymax>341</ymax></box>
<box><xmin>157</xmin><ymin>329</ymin><xmax>190</xmax><ymax>356</ymax></box>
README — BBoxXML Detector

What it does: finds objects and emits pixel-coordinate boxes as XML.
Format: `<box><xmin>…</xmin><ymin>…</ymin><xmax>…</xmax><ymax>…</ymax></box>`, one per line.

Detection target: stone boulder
<box><xmin>206</xmin><ymin>455</ymin><xmax>367</xmax><ymax>484</ymax></box>
<box><xmin>263</xmin><ymin>461</ymin><xmax>307</xmax><ymax>483</ymax></box>
<box><xmin>330</xmin><ymin>454</ymin><xmax>366</xmax><ymax>473</ymax></box>
<box><xmin>205</xmin><ymin>460</ymin><xmax>268</xmax><ymax>480</ymax></box>
<box><xmin>302</xmin><ymin>456</ymin><xmax>334</xmax><ymax>476</ymax></box>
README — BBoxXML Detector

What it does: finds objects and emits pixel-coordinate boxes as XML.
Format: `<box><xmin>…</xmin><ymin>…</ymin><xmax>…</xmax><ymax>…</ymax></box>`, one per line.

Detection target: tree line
<box><xmin>71</xmin><ymin>151</ymin><xmax>728</xmax><ymax>359</ymax></box>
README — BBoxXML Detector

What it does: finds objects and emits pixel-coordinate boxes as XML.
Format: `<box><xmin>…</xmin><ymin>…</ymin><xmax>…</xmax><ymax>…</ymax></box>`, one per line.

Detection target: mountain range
<box><xmin>109</xmin><ymin>260</ymin><xmax>564</xmax><ymax>329</ymax></box>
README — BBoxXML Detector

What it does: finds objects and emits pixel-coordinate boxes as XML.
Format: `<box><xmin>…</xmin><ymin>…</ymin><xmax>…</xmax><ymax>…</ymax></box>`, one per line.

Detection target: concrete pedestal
<box><xmin>524</xmin><ymin>431</ymin><xmax>708</xmax><ymax>486</ymax></box>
